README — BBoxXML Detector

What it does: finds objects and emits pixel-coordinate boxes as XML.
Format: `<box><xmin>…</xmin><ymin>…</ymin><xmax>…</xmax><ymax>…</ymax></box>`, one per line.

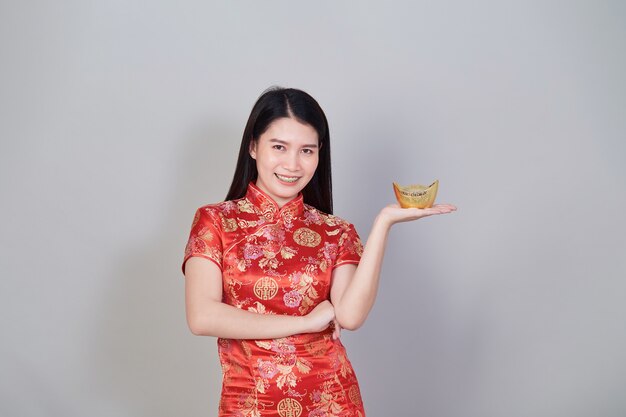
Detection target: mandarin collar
<box><xmin>244</xmin><ymin>181</ymin><xmax>304</xmax><ymax>222</ymax></box>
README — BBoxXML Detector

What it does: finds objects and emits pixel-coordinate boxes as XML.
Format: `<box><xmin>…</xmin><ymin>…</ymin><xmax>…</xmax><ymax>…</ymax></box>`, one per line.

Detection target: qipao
<box><xmin>182</xmin><ymin>181</ymin><xmax>366</xmax><ymax>417</ymax></box>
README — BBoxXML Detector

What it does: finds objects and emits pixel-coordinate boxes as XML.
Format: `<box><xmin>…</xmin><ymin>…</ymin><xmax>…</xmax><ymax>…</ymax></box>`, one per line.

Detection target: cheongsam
<box><xmin>182</xmin><ymin>181</ymin><xmax>366</xmax><ymax>417</ymax></box>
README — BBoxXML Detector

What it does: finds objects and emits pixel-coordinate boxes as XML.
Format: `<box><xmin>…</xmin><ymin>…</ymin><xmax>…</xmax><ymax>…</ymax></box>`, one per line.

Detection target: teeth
<box><xmin>393</xmin><ymin>180</ymin><xmax>439</xmax><ymax>208</ymax></box>
<box><xmin>276</xmin><ymin>174</ymin><xmax>299</xmax><ymax>183</ymax></box>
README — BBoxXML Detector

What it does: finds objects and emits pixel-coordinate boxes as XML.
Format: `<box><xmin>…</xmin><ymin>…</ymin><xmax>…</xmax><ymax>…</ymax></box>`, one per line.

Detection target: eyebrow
<box><xmin>269</xmin><ymin>138</ymin><xmax>318</xmax><ymax>148</ymax></box>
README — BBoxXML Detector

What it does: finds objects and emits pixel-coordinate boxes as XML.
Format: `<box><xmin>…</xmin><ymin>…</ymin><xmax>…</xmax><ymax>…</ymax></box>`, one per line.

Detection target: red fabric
<box><xmin>183</xmin><ymin>181</ymin><xmax>366</xmax><ymax>417</ymax></box>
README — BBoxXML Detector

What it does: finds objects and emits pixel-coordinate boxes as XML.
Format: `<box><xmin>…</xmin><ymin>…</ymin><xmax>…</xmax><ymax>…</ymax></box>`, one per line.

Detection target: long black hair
<box><xmin>225</xmin><ymin>86</ymin><xmax>333</xmax><ymax>214</ymax></box>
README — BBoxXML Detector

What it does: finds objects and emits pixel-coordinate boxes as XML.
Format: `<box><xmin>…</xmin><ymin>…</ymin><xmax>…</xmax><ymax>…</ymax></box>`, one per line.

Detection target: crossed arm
<box><xmin>184</xmin><ymin>203</ymin><xmax>456</xmax><ymax>339</ymax></box>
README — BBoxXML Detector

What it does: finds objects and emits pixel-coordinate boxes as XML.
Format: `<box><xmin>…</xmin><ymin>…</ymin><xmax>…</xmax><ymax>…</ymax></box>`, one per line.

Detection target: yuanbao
<box><xmin>392</xmin><ymin>180</ymin><xmax>439</xmax><ymax>208</ymax></box>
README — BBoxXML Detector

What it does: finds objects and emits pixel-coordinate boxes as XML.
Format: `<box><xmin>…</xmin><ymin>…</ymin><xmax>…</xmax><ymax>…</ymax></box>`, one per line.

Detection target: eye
<box><xmin>272</xmin><ymin>145</ymin><xmax>285</xmax><ymax>151</ymax></box>
<box><xmin>302</xmin><ymin>148</ymin><xmax>315</xmax><ymax>155</ymax></box>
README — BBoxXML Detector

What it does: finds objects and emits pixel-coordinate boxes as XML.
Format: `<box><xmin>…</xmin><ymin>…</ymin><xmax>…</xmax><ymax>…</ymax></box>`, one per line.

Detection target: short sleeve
<box><xmin>334</xmin><ymin>222</ymin><xmax>364</xmax><ymax>269</ymax></box>
<box><xmin>182</xmin><ymin>207</ymin><xmax>223</xmax><ymax>275</ymax></box>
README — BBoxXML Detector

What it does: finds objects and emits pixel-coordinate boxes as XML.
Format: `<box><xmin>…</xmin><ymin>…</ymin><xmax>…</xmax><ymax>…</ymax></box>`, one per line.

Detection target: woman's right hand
<box><xmin>304</xmin><ymin>300</ymin><xmax>335</xmax><ymax>333</ymax></box>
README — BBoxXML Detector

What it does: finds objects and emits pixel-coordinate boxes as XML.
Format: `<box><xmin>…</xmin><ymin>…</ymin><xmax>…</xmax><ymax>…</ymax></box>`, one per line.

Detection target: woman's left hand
<box><xmin>379</xmin><ymin>203</ymin><xmax>457</xmax><ymax>226</ymax></box>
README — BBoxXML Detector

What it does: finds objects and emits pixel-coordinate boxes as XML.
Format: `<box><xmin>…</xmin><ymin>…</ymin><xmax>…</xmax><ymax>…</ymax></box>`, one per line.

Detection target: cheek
<box><xmin>306</xmin><ymin>157</ymin><xmax>319</xmax><ymax>174</ymax></box>
<box><xmin>257</xmin><ymin>151</ymin><xmax>276</xmax><ymax>168</ymax></box>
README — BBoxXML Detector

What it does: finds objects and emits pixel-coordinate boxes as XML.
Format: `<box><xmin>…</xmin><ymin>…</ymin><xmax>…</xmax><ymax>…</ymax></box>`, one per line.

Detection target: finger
<box><xmin>332</xmin><ymin>319</ymin><xmax>341</xmax><ymax>339</ymax></box>
<box><xmin>428</xmin><ymin>205</ymin><xmax>456</xmax><ymax>214</ymax></box>
<box><xmin>420</xmin><ymin>208</ymin><xmax>446</xmax><ymax>216</ymax></box>
<box><xmin>433</xmin><ymin>204</ymin><xmax>457</xmax><ymax>210</ymax></box>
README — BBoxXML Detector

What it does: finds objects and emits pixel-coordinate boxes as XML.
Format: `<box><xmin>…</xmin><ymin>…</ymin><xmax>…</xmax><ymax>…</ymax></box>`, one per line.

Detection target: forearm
<box><xmin>188</xmin><ymin>301</ymin><xmax>309</xmax><ymax>339</ymax></box>
<box><xmin>335</xmin><ymin>214</ymin><xmax>392</xmax><ymax>330</ymax></box>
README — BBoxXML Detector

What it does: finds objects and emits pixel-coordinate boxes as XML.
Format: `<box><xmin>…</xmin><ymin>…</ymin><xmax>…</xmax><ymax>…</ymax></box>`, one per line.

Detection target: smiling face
<box><xmin>249</xmin><ymin>117</ymin><xmax>320</xmax><ymax>207</ymax></box>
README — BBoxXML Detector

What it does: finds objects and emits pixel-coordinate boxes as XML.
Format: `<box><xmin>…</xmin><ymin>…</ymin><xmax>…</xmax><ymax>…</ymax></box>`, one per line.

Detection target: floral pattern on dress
<box><xmin>183</xmin><ymin>181</ymin><xmax>365</xmax><ymax>416</ymax></box>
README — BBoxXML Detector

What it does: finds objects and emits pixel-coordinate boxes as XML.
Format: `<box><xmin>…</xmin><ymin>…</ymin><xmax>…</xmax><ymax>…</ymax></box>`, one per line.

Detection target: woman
<box><xmin>182</xmin><ymin>87</ymin><xmax>456</xmax><ymax>417</ymax></box>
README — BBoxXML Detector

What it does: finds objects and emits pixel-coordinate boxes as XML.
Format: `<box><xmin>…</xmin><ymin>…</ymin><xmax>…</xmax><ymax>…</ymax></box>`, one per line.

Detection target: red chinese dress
<box><xmin>182</xmin><ymin>181</ymin><xmax>366</xmax><ymax>417</ymax></box>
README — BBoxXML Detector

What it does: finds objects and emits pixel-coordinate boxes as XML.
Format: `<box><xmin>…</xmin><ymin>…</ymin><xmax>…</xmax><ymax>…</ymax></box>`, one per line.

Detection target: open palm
<box><xmin>380</xmin><ymin>203</ymin><xmax>457</xmax><ymax>225</ymax></box>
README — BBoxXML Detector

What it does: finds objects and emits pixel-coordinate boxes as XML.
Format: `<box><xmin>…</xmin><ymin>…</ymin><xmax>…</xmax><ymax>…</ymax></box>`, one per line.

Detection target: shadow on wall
<box><xmin>87</xmin><ymin>123</ymin><xmax>238</xmax><ymax>416</ymax></box>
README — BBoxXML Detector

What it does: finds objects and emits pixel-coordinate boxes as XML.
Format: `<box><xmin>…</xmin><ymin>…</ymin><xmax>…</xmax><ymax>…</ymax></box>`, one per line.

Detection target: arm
<box><xmin>184</xmin><ymin>257</ymin><xmax>335</xmax><ymax>339</ymax></box>
<box><xmin>331</xmin><ymin>203</ymin><xmax>457</xmax><ymax>331</ymax></box>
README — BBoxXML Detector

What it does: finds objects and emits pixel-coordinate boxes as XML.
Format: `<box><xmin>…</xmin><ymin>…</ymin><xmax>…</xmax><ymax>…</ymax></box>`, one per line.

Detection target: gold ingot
<box><xmin>392</xmin><ymin>180</ymin><xmax>439</xmax><ymax>208</ymax></box>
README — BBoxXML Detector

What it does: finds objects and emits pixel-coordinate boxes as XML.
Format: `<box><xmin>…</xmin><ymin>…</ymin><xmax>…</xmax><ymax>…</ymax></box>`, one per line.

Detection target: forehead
<box><xmin>260</xmin><ymin>117</ymin><xmax>319</xmax><ymax>145</ymax></box>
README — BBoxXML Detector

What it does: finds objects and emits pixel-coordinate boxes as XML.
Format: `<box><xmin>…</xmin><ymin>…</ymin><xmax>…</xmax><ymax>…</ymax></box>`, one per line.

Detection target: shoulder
<box><xmin>191</xmin><ymin>198</ymin><xmax>243</xmax><ymax>227</ymax></box>
<box><xmin>195</xmin><ymin>199</ymin><xmax>238</xmax><ymax>216</ymax></box>
<box><xmin>303</xmin><ymin>204</ymin><xmax>356</xmax><ymax>231</ymax></box>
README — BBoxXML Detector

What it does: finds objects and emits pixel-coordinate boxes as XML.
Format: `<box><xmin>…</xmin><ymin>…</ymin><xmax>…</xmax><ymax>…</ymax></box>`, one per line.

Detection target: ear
<box><xmin>249</xmin><ymin>139</ymin><xmax>257</xmax><ymax>160</ymax></box>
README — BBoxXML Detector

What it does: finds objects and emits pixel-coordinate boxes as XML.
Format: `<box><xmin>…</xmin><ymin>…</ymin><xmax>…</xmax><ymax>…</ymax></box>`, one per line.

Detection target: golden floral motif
<box><xmin>238</xmin><ymin>199</ymin><xmax>255</xmax><ymax>213</ymax></box>
<box><xmin>308</xmin><ymin>380</ymin><xmax>344</xmax><ymax>417</ymax></box>
<box><xmin>260</xmin><ymin>201</ymin><xmax>277</xmax><ymax>221</ymax></box>
<box><xmin>199</xmin><ymin>228</ymin><xmax>214</xmax><ymax>241</ymax></box>
<box><xmin>240</xmin><ymin>340</ymin><xmax>252</xmax><ymax>358</ymax></box>
<box><xmin>221</xmin><ymin>215</ymin><xmax>238</xmax><ymax>232</ymax></box>
<box><xmin>281</xmin><ymin>208</ymin><xmax>296</xmax><ymax>226</ymax></box>
<box><xmin>248</xmin><ymin>301</ymin><xmax>272</xmax><ymax>315</ymax></box>
<box><xmin>238</xmin><ymin>219</ymin><xmax>259</xmax><ymax>229</ymax></box>
<box><xmin>337</xmin><ymin>350</ymin><xmax>354</xmax><ymax>379</ymax></box>
<box><xmin>254</xmin><ymin>276</ymin><xmax>278</xmax><ymax>300</ymax></box>
<box><xmin>304</xmin><ymin>339</ymin><xmax>327</xmax><ymax>357</ymax></box>
<box><xmin>323</xmin><ymin>214</ymin><xmax>342</xmax><ymax>227</ymax></box>
<box><xmin>293</xmin><ymin>227</ymin><xmax>321</xmax><ymax>248</ymax></box>
<box><xmin>277</xmin><ymin>398</ymin><xmax>302</xmax><ymax>417</ymax></box>
<box><xmin>259</xmin><ymin>250</ymin><xmax>280</xmax><ymax>270</ymax></box>
<box><xmin>355</xmin><ymin>240</ymin><xmax>364</xmax><ymax>256</ymax></box>
<box><xmin>235</xmin><ymin>389</ymin><xmax>262</xmax><ymax>417</ymax></box>
<box><xmin>349</xmin><ymin>385</ymin><xmax>362</xmax><ymax>406</ymax></box>
<box><xmin>280</xmin><ymin>246</ymin><xmax>297</xmax><ymax>259</ymax></box>
<box><xmin>183</xmin><ymin>182</ymin><xmax>366</xmax><ymax>416</ymax></box>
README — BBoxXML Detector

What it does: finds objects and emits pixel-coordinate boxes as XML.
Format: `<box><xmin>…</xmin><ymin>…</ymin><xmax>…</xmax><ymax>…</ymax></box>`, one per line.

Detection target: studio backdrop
<box><xmin>1</xmin><ymin>2</ymin><xmax>625</xmax><ymax>416</ymax></box>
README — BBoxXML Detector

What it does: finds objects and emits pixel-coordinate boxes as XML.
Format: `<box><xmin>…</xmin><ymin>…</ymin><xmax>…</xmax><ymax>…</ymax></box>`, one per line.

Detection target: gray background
<box><xmin>1</xmin><ymin>1</ymin><xmax>625</xmax><ymax>416</ymax></box>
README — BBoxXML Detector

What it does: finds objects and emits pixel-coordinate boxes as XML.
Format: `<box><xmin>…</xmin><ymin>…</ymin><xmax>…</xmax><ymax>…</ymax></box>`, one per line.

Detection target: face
<box><xmin>249</xmin><ymin>117</ymin><xmax>320</xmax><ymax>207</ymax></box>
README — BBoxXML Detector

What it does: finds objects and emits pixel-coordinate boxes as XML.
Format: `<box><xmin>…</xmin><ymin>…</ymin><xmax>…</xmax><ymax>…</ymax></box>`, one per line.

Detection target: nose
<box><xmin>282</xmin><ymin>150</ymin><xmax>301</xmax><ymax>171</ymax></box>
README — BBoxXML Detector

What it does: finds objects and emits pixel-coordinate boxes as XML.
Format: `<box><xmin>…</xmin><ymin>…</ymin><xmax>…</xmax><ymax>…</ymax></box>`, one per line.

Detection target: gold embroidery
<box><xmin>280</xmin><ymin>246</ymin><xmax>297</xmax><ymax>259</ymax></box>
<box><xmin>355</xmin><ymin>240</ymin><xmax>364</xmax><ymax>256</ymax></box>
<box><xmin>293</xmin><ymin>227</ymin><xmax>321</xmax><ymax>247</ymax></box>
<box><xmin>295</xmin><ymin>357</ymin><xmax>312</xmax><ymax>374</ymax></box>
<box><xmin>255</xmin><ymin>340</ymin><xmax>273</xmax><ymax>350</ymax></box>
<box><xmin>185</xmin><ymin>185</ymin><xmax>366</xmax><ymax>415</ymax></box>
<box><xmin>254</xmin><ymin>276</ymin><xmax>278</xmax><ymax>300</ymax></box>
<box><xmin>240</xmin><ymin>340</ymin><xmax>251</xmax><ymax>358</ymax></box>
<box><xmin>260</xmin><ymin>200</ymin><xmax>277</xmax><ymax>221</ymax></box>
<box><xmin>238</xmin><ymin>219</ymin><xmax>259</xmax><ymax>229</ymax></box>
<box><xmin>200</xmin><ymin>229</ymin><xmax>214</xmax><ymax>242</ymax></box>
<box><xmin>304</xmin><ymin>340</ymin><xmax>326</xmax><ymax>356</ymax></box>
<box><xmin>238</xmin><ymin>199</ymin><xmax>255</xmax><ymax>213</ymax></box>
<box><xmin>236</xmin><ymin>388</ymin><xmax>262</xmax><ymax>417</ymax></box>
<box><xmin>323</xmin><ymin>214</ymin><xmax>341</xmax><ymax>227</ymax></box>
<box><xmin>349</xmin><ymin>385</ymin><xmax>362</xmax><ymax>406</ymax></box>
<box><xmin>221</xmin><ymin>214</ymin><xmax>238</xmax><ymax>232</ymax></box>
<box><xmin>277</xmin><ymin>398</ymin><xmax>302</xmax><ymax>417</ymax></box>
